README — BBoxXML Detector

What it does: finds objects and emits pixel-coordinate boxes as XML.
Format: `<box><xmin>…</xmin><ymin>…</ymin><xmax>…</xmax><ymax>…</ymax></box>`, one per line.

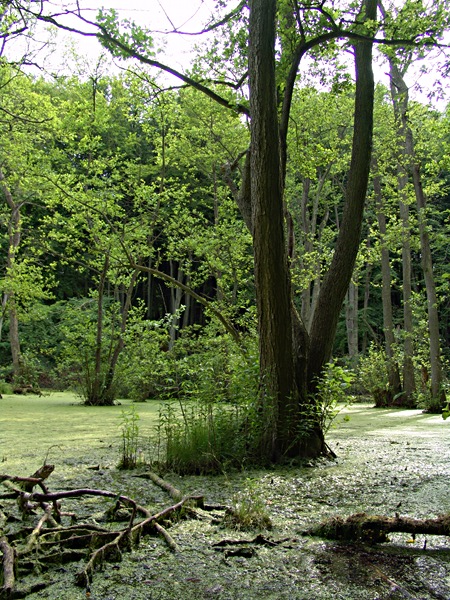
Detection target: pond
<box><xmin>1</xmin><ymin>396</ymin><xmax>449</xmax><ymax>599</ymax></box>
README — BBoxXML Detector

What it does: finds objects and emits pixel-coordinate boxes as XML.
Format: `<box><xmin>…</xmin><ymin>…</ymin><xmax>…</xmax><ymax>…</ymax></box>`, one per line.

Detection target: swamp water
<box><xmin>1</xmin><ymin>396</ymin><xmax>449</xmax><ymax>599</ymax></box>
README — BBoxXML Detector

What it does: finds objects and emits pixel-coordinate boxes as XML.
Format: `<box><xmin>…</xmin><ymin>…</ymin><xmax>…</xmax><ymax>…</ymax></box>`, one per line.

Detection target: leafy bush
<box><xmin>116</xmin><ymin>311</ymin><xmax>180</xmax><ymax>402</ymax></box>
<box><xmin>13</xmin><ymin>351</ymin><xmax>43</xmax><ymax>390</ymax></box>
<box><xmin>357</xmin><ymin>344</ymin><xmax>390</xmax><ymax>403</ymax></box>
<box><xmin>223</xmin><ymin>480</ymin><xmax>272</xmax><ymax>531</ymax></box>
<box><xmin>0</xmin><ymin>380</ymin><xmax>13</xmax><ymax>395</ymax></box>
<box><xmin>55</xmin><ymin>296</ymin><xmax>124</xmax><ymax>404</ymax></box>
<box><xmin>118</xmin><ymin>404</ymin><xmax>141</xmax><ymax>469</ymax></box>
<box><xmin>118</xmin><ymin>319</ymin><xmax>259</xmax><ymax>406</ymax></box>
<box><xmin>315</xmin><ymin>361</ymin><xmax>355</xmax><ymax>433</ymax></box>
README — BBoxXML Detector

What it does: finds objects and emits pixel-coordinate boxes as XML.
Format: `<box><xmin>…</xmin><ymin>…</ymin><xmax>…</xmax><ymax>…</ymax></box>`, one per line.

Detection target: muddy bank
<box><xmin>2</xmin><ymin>399</ymin><xmax>450</xmax><ymax>599</ymax></box>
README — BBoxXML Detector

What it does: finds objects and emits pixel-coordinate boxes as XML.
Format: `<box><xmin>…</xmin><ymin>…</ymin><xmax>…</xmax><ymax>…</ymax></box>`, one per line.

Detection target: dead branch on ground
<box><xmin>305</xmin><ymin>512</ymin><xmax>450</xmax><ymax>543</ymax></box>
<box><xmin>0</xmin><ymin>467</ymin><xmax>210</xmax><ymax>598</ymax></box>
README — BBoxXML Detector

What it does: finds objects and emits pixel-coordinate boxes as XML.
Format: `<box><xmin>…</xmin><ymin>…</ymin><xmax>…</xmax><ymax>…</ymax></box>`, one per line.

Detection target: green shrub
<box><xmin>315</xmin><ymin>361</ymin><xmax>355</xmax><ymax>433</ymax></box>
<box><xmin>0</xmin><ymin>380</ymin><xmax>13</xmax><ymax>395</ymax></box>
<box><xmin>223</xmin><ymin>480</ymin><xmax>272</xmax><ymax>531</ymax></box>
<box><xmin>118</xmin><ymin>404</ymin><xmax>141</xmax><ymax>469</ymax></box>
<box><xmin>153</xmin><ymin>400</ymin><xmax>247</xmax><ymax>474</ymax></box>
<box><xmin>357</xmin><ymin>344</ymin><xmax>390</xmax><ymax>403</ymax></box>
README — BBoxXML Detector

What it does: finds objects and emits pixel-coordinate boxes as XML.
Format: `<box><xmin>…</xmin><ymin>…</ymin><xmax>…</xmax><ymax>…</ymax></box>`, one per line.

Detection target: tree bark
<box><xmin>0</xmin><ymin>168</ymin><xmax>23</xmax><ymax>380</ymax></box>
<box><xmin>307</xmin><ymin>0</ymin><xmax>376</xmax><ymax>389</ymax></box>
<box><xmin>389</xmin><ymin>58</ymin><xmax>445</xmax><ymax>411</ymax></box>
<box><xmin>399</xmin><ymin>199</ymin><xmax>416</xmax><ymax>403</ymax></box>
<box><xmin>373</xmin><ymin>172</ymin><xmax>402</xmax><ymax>402</ymax></box>
<box><xmin>249</xmin><ymin>0</ymin><xmax>300</xmax><ymax>459</ymax></box>
<box><xmin>306</xmin><ymin>512</ymin><xmax>450</xmax><ymax>544</ymax></box>
<box><xmin>345</xmin><ymin>280</ymin><xmax>359</xmax><ymax>361</ymax></box>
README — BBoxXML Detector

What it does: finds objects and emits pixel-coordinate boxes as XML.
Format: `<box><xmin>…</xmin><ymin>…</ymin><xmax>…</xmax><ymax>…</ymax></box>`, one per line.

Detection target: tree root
<box><xmin>305</xmin><ymin>512</ymin><xmax>450</xmax><ymax>543</ymax></box>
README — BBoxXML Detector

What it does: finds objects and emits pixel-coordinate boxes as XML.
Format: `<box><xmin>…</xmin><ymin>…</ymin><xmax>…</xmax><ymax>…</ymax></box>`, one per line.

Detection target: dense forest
<box><xmin>1</xmin><ymin>0</ymin><xmax>450</xmax><ymax>468</ymax></box>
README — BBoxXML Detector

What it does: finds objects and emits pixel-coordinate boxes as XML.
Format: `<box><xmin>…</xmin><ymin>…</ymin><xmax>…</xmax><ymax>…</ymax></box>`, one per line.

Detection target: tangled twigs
<box><xmin>0</xmin><ymin>467</ymin><xmax>215</xmax><ymax>597</ymax></box>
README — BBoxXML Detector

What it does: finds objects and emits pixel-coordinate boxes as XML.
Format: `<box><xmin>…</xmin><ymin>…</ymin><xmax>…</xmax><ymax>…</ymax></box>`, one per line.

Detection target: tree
<box><xmin>7</xmin><ymin>0</ymin><xmax>446</xmax><ymax>460</ymax></box>
<box><xmin>0</xmin><ymin>65</ymin><xmax>56</xmax><ymax>383</ymax></box>
<box><xmin>18</xmin><ymin>0</ymin><xmax>375</xmax><ymax>459</ymax></box>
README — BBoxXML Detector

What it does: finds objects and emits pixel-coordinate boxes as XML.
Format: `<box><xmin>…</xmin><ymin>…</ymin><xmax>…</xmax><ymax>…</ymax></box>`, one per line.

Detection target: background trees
<box><xmin>0</xmin><ymin>0</ymin><xmax>449</xmax><ymax>465</ymax></box>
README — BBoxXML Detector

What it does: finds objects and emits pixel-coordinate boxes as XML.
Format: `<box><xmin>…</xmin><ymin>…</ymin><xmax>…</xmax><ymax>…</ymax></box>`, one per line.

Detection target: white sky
<box><xmin>6</xmin><ymin>1</ymin><xmax>448</xmax><ymax>107</ymax></box>
<box><xmin>31</xmin><ymin>0</ymin><xmax>219</xmax><ymax>77</ymax></box>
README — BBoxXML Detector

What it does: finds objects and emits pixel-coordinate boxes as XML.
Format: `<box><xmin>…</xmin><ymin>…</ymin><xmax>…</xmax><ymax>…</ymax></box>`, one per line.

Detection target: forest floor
<box><xmin>1</xmin><ymin>393</ymin><xmax>450</xmax><ymax>599</ymax></box>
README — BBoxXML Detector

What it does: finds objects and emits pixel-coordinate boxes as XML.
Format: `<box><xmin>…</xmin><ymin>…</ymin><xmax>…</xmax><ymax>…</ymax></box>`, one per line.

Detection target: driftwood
<box><xmin>305</xmin><ymin>512</ymin><xmax>450</xmax><ymax>544</ymax></box>
<box><xmin>135</xmin><ymin>471</ymin><xmax>184</xmax><ymax>501</ymax></box>
<box><xmin>0</xmin><ymin>466</ymin><xmax>210</xmax><ymax>598</ymax></box>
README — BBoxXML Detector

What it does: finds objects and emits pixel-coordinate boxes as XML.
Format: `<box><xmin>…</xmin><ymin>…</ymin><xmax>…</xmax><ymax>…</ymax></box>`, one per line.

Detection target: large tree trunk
<box><xmin>307</xmin><ymin>0</ymin><xmax>376</xmax><ymax>389</ymax></box>
<box><xmin>248</xmin><ymin>0</ymin><xmax>301</xmax><ymax>460</ymax></box>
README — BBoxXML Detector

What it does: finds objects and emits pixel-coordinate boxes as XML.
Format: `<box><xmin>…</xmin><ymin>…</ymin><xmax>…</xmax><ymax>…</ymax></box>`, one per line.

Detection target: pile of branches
<box><xmin>2</xmin><ymin>465</ymin><xmax>449</xmax><ymax>598</ymax></box>
<box><xmin>0</xmin><ymin>465</ymin><xmax>216</xmax><ymax>598</ymax></box>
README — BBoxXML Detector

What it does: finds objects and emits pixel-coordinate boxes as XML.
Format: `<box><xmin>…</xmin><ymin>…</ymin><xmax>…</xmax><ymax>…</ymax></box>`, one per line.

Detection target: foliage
<box><xmin>0</xmin><ymin>380</ymin><xmax>13</xmax><ymax>395</ymax></box>
<box><xmin>12</xmin><ymin>350</ymin><xmax>42</xmax><ymax>390</ymax></box>
<box><xmin>315</xmin><ymin>362</ymin><xmax>355</xmax><ymax>433</ymax></box>
<box><xmin>118</xmin><ymin>404</ymin><xmax>140</xmax><ymax>469</ymax></box>
<box><xmin>357</xmin><ymin>344</ymin><xmax>391</xmax><ymax>403</ymax></box>
<box><xmin>55</xmin><ymin>297</ymin><xmax>122</xmax><ymax>403</ymax></box>
<box><xmin>223</xmin><ymin>479</ymin><xmax>272</xmax><ymax>531</ymax></box>
<box><xmin>0</xmin><ymin>2</ymin><xmax>448</xmax><ymax>462</ymax></box>
<box><xmin>119</xmin><ymin>318</ymin><xmax>259</xmax><ymax>405</ymax></box>
<box><xmin>153</xmin><ymin>400</ymin><xmax>247</xmax><ymax>475</ymax></box>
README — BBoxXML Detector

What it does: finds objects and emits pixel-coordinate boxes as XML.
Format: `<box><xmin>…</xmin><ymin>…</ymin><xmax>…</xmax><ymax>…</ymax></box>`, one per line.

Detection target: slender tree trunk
<box><xmin>414</xmin><ymin>168</ymin><xmax>445</xmax><ymax>408</ymax></box>
<box><xmin>307</xmin><ymin>0</ymin><xmax>376</xmax><ymax>389</ymax></box>
<box><xmin>0</xmin><ymin>169</ymin><xmax>22</xmax><ymax>380</ymax></box>
<box><xmin>102</xmin><ymin>269</ymin><xmax>140</xmax><ymax>398</ymax></box>
<box><xmin>87</xmin><ymin>254</ymin><xmax>110</xmax><ymax>405</ymax></box>
<box><xmin>0</xmin><ymin>292</ymin><xmax>8</xmax><ymax>341</ymax></box>
<box><xmin>389</xmin><ymin>59</ymin><xmax>445</xmax><ymax>410</ymax></box>
<box><xmin>299</xmin><ymin>176</ymin><xmax>329</xmax><ymax>331</ymax></box>
<box><xmin>168</xmin><ymin>261</ymin><xmax>184</xmax><ymax>351</ymax></box>
<box><xmin>345</xmin><ymin>280</ymin><xmax>359</xmax><ymax>361</ymax></box>
<box><xmin>398</xmin><ymin>199</ymin><xmax>416</xmax><ymax>403</ymax></box>
<box><xmin>373</xmin><ymin>173</ymin><xmax>402</xmax><ymax>401</ymax></box>
<box><xmin>8</xmin><ymin>302</ymin><xmax>21</xmax><ymax>378</ymax></box>
<box><xmin>361</xmin><ymin>241</ymin><xmax>372</xmax><ymax>354</ymax></box>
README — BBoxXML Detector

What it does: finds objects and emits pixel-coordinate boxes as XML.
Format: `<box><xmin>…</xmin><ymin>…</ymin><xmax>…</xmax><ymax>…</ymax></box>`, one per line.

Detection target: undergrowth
<box><xmin>222</xmin><ymin>479</ymin><xmax>272</xmax><ymax>530</ymax></box>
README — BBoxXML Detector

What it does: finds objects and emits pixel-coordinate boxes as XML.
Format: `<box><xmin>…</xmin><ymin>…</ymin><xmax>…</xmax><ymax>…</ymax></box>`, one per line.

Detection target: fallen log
<box><xmin>0</xmin><ymin>537</ymin><xmax>15</xmax><ymax>598</ymax></box>
<box><xmin>305</xmin><ymin>512</ymin><xmax>450</xmax><ymax>544</ymax></box>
